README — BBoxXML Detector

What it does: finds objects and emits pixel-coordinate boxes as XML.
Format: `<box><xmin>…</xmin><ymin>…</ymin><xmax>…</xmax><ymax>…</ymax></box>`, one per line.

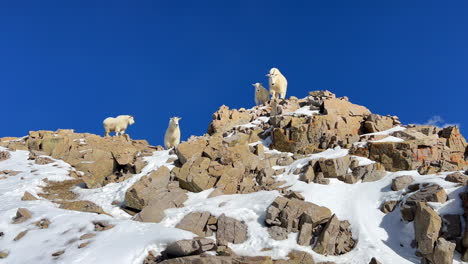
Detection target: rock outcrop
<box><xmin>400</xmin><ymin>184</ymin><xmax>447</xmax><ymax>221</ymax></box>
<box><xmin>351</xmin><ymin>126</ymin><xmax>468</xmax><ymax>173</ymax></box>
<box><xmin>0</xmin><ymin>129</ymin><xmax>155</xmax><ymax>188</ymax></box>
<box><xmin>265</xmin><ymin>196</ymin><xmax>354</xmax><ymax>255</ymax></box>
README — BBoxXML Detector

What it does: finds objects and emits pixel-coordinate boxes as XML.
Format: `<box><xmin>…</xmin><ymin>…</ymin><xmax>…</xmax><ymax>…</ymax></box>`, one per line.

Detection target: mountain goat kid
<box><xmin>164</xmin><ymin>117</ymin><xmax>181</xmax><ymax>149</ymax></box>
<box><xmin>103</xmin><ymin>115</ymin><xmax>135</xmax><ymax>137</ymax></box>
<box><xmin>252</xmin><ymin>83</ymin><xmax>270</xmax><ymax>105</ymax></box>
<box><xmin>266</xmin><ymin>67</ymin><xmax>288</xmax><ymax>99</ymax></box>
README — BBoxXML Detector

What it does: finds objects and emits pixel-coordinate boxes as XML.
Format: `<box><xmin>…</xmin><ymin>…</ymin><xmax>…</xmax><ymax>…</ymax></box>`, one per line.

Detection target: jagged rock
<box><xmin>93</xmin><ymin>221</ymin><xmax>114</xmax><ymax>231</ymax></box>
<box><xmin>267</xmin><ymin>226</ymin><xmax>288</xmax><ymax>241</ymax></box>
<box><xmin>133</xmin><ymin>188</ymin><xmax>188</xmax><ymax>223</ymax></box>
<box><xmin>322</xmin><ymin>97</ymin><xmax>371</xmax><ymax>116</ymax></box>
<box><xmin>318</xmin><ymin>156</ymin><xmax>350</xmax><ymax>178</ymax></box>
<box><xmin>79</xmin><ymin>233</ymin><xmax>96</xmax><ymax>240</ymax></box>
<box><xmin>216</xmin><ymin>214</ymin><xmax>248</xmax><ymax>245</ymax></box>
<box><xmin>299</xmin><ymin>164</ymin><xmax>315</xmax><ymax>183</ymax></box>
<box><xmin>216</xmin><ymin>245</ymin><xmax>235</xmax><ymax>256</ymax></box>
<box><xmin>208</xmin><ymin>105</ymin><xmax>252</xmax><ymax>136</ymax></box>
<box><xmin>21</xmin><ymin>191</ymin><xmax>38</xmax><ymax>201</ymax></box>
<box><xmin>164</xmin><ymin>238</ymin><xmax>216</xmax><ymax>258</ymax></box>
<box><xmin>57</xmin><ymin>200</ymin><xmax>106</xmax><ymax>214</ymax></box>
<box><xmin>401</xmin><ymin>184</ymin><xmax>448</xmax><ymax>221</ymax></box>
<box><xmin>78</xmin><ymin>241</ymin><xmax>90</xmax><ymax>248</ymax></box>
<box><xmin>0</xmin><ymin>151</ymin><xmax>10</xmax><ymax>161</ymax></box>
<box><xmin>352</xmin><ymin>126</ymin><xmax>468</xmax><ymax>173</ymax></box>
<box><xmin>297</xmin><ymin>222</ymin><xmax>313</xmax><ymax>246</ymax></box>
<box><xmin>368</xmin><ymin>257</ymin><xmax>381</xmax><ymax>264</ymax></box>
<box><xmin>35</xmin><ymin>156</ymin><xmax>54</xmax><ymax>165</ymax></box>
<box><xmin>391</xmin><ymin>175</ymin><xmax>414</xmax><ymax>191</ymax></box>
<box><xmin>265</xmin><ymin>197</ymin><xmax>331</xmax><ymax>233</ymax></box>
<box><xmin>441</xmin><ymin>214</ymin><xmax>461</xmax><ymax>241</ymax></box>
<box><xmin>159</xmin><ymin>255</ymin><xmax>273</xmax><ymax>264</ymax></box>
<box><xmin>274</xmin><ymin>250</ymin><xmax>315</xmax><ymax>264</ymax></box>
<box><xmin>432</xmin><ymin>237</ymin><xmax>455</xmax><ymax>264</ymax></box>
<box><xmin>7</xmin><ymin>130</ymin><xmax>152</xmax><ymax>188</ymax></box>
<box><xmin>284</xmin><ymin>191</ymin><xmax>305</xmax><ymax>201</ymax></box>
<box><xmin>277</xmin><ymin>156</ymin><xmax>294</xmax><ymax>166</ymax></box>
<box><xmin>134</xmin><ymin>158</ymin><xmax>148</xmax><ymax>174</ymax></box>
<box><xmin>176</xmin><ymin>137</ymin><xmax>208</xmax><ymax>165</ymax></box>
<box><xmin>363</xmin><ymin>114</ymin><xmax>395</xmax><ymax>134</ymax></box>
<box><xmin>380</xmin><ymin>200</ymin><xmax>399</xmax><ymax>214</ymax></box>
<box><xmin>125</xmin><ymin>166</ymin><xmax>171</xmax><ymax>210</ymax></box>
<box><xmin>313</xmin><ymin>215</ymin><xmax>356</xmax><ymax>255</ymax></box>
<box><xmin>270</xmin><ymin>94</ymin><xmax>371</xmax><ymax>154</ymax></box>
<box><xmin>174</xmin><ymin>139</ymin><xmax>262</xmax><ymax>194</ymax></box>
<box><xmin>445</xmin><ymin>172</ymin><xmax>468</xmax><ymax>185</ymax></box>
<box><xmin>343</xmin><ymin>161</ymin><xmax>385</xmax><ymax>183</ymax></box>
<box><xmin>175</xmin><ymin>156</ymin><xmax>215</xmax><ymax>192</ymax></box>
<box><xmin>175</xmin><ymin>212</ymin><xmax>211</xmax><ymax>237</ymax></box>
<box><xmin>12</xmin><ymin>208</ymin><xmax>32</xmax><ymax>224</ymax></box>
<box><xmin>13</xmin><ymin>230</ymin><xmax>28</xmax><ymax>241</ymax></box>
<box><xmin>0</xmin><ymin>251</ymin><xmax>9</xmax><ymax>259</ymax></box>
<box><xmin>34</xmin><ymin>218</ymin><xmax>51</xmax><ymax>229</ymax></box>
<box><xmin>440</xmin><ymin>126</ymin><xmax>467</xmax><ymax>152</ymax></box>
<box><xmin>414</xmin><ymin>202</ymin><xmax>441</xmax><ymax>256</ymax></box>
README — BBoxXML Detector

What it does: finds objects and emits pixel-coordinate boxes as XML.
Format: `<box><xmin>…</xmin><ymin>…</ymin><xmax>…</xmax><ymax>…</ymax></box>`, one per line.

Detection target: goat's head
<box><xmin>266</xmin><ymin>68</ymin><xmax>280</xmax><ymax>86</ymax></box>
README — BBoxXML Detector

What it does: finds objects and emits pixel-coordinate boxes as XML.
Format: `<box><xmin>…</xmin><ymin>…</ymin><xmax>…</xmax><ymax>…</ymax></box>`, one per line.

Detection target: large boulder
<box><xmin>133</xmin><ymin>187</ymin><xmax>188</xmax><ymax>223</ymax></box>
<box><xmin>342</xmin><ymin>161</ymin><xmax>386</xmax><ymax>183</ymax></box>
<box><xmin>432</xmin><ymin>238</ymin><xmax>455</xmax><ymax>264</ymax></box>
<box><xmin>264</xmin><ymin>196</ymin><xmax>354</xmax><ymax>255</ymax></box>
<box><xmin>445</xmin><ymin>172</ymin><xmax>468</xmax><ymax>185</ymax></box>
<box><xmin>391</xmin><ymin>175</ymin><xmax>414</xmax><ymax>191</ymax></box>
<box><xmin>164</xmin><ymin>238</ymin><xmax>216</xmax><ymax>258</ymax></box>
<box><xmin>265</xmin><ymin>197</ymin><xmax>331</xmax><ymax>233</ymax></box>
<box><xmin>175</xmin><ymin>212</ymin><xmax>212</xmax><ymax>237</ymax></box>
<box><xmin>125</xmin><ymin>166</ymin><xmax>171</xmax><ymax>210</ymax></box>
<box><xmin>401</xmin><ymin>184</ymin><xmax>447</xmax><ymax>221</ymax></box>
<box><xmin>0</xmin><ymin>150</ymin><xmax>11</xmax><ymax>161</ymax></box>
<box><xmin>216</xmin><ymin>214</ymin><xmax>248</xmax><ymax>245</ymax></box>
<box><xmin>313</xmin><ymin>215</ymin><xmax>356</xmax><ymax>255</ymax></box>
<box><xmin>318</xmin><ymin>156</ymin><xmax>350</xmax><ymax>178</ymax></box>
<box><xmin>414</xmin><ymin>202</ymin><xmax>442</xmax><ymax>256</ymax></box>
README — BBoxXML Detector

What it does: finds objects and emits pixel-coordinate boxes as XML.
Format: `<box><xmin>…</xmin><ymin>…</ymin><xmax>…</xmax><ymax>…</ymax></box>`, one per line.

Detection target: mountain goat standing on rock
<box><xmin>164</xmin><ymin>117</ymin><xmax>181</xmax><ymax>149</ymax></box>
<box><xmin>266</xmin><ymin>67</ymin><xmax>288</xmax><ymax>99</ymax></box>
<box><xmin>252</xmin><ymin>83</ymin><xmax>270</xmax><ymax>105</ymax></box>
<box><xmin>103</xmin><ymin>115</ymin><xmax>135</xmax><ymax>137</ymax></box>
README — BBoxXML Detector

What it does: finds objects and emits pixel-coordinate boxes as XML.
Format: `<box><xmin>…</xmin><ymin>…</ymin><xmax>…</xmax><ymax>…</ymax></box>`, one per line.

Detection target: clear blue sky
<box><xmin>2</xmin><ymin>1</ymin><xmax>467</xmax><ymax>146</ymax></box>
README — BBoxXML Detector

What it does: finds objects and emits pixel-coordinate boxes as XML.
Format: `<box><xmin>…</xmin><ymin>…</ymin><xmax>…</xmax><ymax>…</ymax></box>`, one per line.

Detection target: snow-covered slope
<box><xmin>0</xmin><ymin>135</ymin><xmax>465</xmax><ymax>264</ymax></box>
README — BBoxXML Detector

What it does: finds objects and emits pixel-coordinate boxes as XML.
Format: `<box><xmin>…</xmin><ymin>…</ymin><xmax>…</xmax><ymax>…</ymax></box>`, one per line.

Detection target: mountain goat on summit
<box><xmin>252</xmin><ymin>82</ymin><xmax>270</xmax><ymax>105</ymax></box>
<box><xmin>164</xmin><ymin>117</ymin><xmax>181</xmax><ymax>149</ymax></box>
<box><xmin>103</xmin><ymin>115</ymin><xmax>135</xmax><ymax>137</ymax></box>
<box><xmin>266</xmin><ymin>67</ymin><xmax>288</xmax><ymax>99</ymax></box>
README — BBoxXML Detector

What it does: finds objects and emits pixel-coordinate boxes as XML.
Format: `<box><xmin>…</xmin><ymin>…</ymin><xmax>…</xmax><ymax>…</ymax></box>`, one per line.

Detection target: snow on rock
<box><xmin>73</xmin><ymin>150</ymin><xmax>176</xmax><ymax>218</ymax></box>
<box><xmin>370</xmin><ymin>136</ymin><xmax>405</xmax><ymax>143</ymax></box>
<box><xmin>362</xmin><ymin>126</ymin><xmax>407</xmax><ymax>137</ymax></box>
<box><xmin>283</xmin><ymin>106</ymin><xmax>319</xmax><ymax>117</ymax></box>
<box><xmin>0</xmin><ymin>148</ymin><xmax>193</xmax><ymax>264</ymax></box>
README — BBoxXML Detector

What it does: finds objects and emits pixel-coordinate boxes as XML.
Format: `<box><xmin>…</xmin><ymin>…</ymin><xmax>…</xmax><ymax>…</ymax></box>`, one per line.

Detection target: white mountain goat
<box><xmin>252</xmin><ymin>82</ymin><xmax>270</xmax><ymax>105</ymax></box>
<box><xmin>103</xmin><ymin>115</ymin><xmax>135</xmax><ymax>137</ymax></box>
<box><xmin>266</xmin><ymin>67</ymin><xmax>288</xmax><ymax>99</ymax></box>
<box><xmin>164</xmin><ymin>117</ymin><xmax>181</xmax><ymax>149</ymax></box>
